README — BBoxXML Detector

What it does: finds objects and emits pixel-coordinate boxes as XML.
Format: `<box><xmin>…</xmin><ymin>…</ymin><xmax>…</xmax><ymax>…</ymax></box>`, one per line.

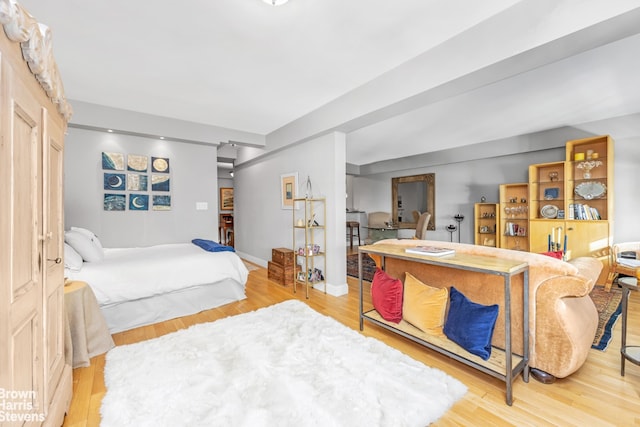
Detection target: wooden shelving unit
<box><xmin>499</xmin><ymin>183</ymin><xmax>529</xmax><ymax>252</ymax></box>
<box><xmin>474</xmin><ymin>203</ymin><xmax>498</xmax><ymax>247</ymax></box>
<box><xmin>528</xmin><ymin>136</ymin><xmax>613</xmax><ymax>281</ymax></box>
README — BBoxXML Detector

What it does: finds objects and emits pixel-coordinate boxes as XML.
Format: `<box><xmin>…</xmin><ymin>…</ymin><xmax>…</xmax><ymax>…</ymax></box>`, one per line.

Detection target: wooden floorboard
<box><xmin>62</xmin><ymin>264</ymin><xmax>640</xmax><ymax>426</ymax></box>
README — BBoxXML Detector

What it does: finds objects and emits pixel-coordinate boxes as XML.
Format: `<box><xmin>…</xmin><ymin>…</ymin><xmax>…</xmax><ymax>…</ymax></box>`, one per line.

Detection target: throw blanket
<box><xmin>192</xmin><ymin>238</ymin><xmax>235</xmax><ymax>252</ymax></box>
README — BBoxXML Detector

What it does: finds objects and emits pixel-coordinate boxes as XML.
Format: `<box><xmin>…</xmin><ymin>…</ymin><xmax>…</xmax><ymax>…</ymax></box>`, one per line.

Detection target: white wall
<box><xmin>234</xmin><ymin>132</ymin><xmax>347</xmax><ymax>296</ymax></box>
<box><xmin>64</xmin><ymin>127</ymin><xmax>219</xmax><ymax>247</ymax></box>
<box><xmin>352</xmin><ymin>136</ymin><xmax>640</xmax><ymax>244</ymax></box>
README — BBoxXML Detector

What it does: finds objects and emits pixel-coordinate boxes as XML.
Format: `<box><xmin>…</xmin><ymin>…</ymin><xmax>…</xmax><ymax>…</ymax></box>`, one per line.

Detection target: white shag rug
<box><xmin>101</xmin><ymin>300</ymin><xmax>466</xmax><ymax>427</ymax></box>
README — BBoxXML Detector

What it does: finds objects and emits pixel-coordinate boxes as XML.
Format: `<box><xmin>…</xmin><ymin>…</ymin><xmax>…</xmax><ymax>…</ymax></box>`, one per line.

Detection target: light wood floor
<box><xmin>63</xmin><ymin>265</ymin><xmax>640</xmax><ymax>427</ymax></box>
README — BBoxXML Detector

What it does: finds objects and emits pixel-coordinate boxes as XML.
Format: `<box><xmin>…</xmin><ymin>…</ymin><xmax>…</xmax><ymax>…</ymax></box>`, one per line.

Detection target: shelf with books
<box><xmin>527</xmin><ymin>136</ymin><xmax>613</xmax><ymax>283</ymax></box>
<box><xmin>499</xmin><ymin>183</ymin><xmax>529</xmax><ymax>252</ymax></box>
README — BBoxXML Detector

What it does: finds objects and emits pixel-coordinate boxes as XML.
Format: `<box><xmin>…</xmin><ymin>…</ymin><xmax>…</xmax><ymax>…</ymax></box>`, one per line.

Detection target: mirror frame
<box><xmin>391</xmin><ymin>173</ymin><xmax>435</xmax><ymax>230</ymax></box>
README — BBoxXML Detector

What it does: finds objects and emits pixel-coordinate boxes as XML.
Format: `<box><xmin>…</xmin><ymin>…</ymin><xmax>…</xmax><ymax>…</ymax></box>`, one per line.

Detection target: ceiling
<box><xmin>19</xmin><ymin>1</ymin><xmax>640</xmax><ymax>167</ymax></box>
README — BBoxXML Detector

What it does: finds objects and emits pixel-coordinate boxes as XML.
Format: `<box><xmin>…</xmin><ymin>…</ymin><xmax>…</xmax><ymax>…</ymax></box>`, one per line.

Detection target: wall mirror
<box><xmin>391</xmin><ymin>173</ymin><xmax>435</xmax><ymax>230</ymax></box>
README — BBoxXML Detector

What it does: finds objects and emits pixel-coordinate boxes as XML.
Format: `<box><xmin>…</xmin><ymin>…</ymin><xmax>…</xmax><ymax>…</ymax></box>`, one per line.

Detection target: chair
<box><xmin>367</xmin><ymin>211</ymin><xmax>392</xmax><ymax>228</ymax></box>
<box><xmin>605</xmin><ymin>242</ymin><xmax>640</xmax><ymax>291</ymax></box>
<box><xmin>346</xmin><ymin>221</ymin><xmax>361</xmax><ymax>249</ymax></box>
<box><xmin>219</xmin><ymin>214</ymin><xmax>234</xmax><ymax>247</ymax></box>
<box><xmin>364</xmin><ymin>212</ymin><xmax>393</xmax><ymax>244</ymax></box>
<box><xmin>414</xmin><ymin>212</ymin><xmax>431</xmax><ymax>240</ymax></box>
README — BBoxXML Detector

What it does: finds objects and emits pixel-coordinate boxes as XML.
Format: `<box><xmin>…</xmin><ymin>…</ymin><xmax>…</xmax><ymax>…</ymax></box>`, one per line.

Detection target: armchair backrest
<box><xmin>368</xmin><ymin>211</ymin><xmax>391</xmax><ymax>228</ymax></box>
<box><xmin>415</xmin><ymin>212</ymin><xmax>431</xmax><ymax>240</ymax></box>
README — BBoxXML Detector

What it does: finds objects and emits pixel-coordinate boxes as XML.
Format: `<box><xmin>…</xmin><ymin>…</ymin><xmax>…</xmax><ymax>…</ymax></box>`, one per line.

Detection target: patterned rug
<box><xmin>590</xmin><ymin>284</ymin><xmax>623</xmax><ymax>351</ymax></box>
<box><xmin>346</xmin><ymin>253</ymin><xmax>377</xmax><ymax>282</ymax></box>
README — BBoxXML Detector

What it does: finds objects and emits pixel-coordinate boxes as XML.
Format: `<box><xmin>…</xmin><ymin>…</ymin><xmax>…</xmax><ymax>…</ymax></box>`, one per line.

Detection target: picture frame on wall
<box><xmin>220</xmin><ymin>187</ymin><xmax>234</xmax><ymax>211</ymax></box>
<box><xmin>280</xmin><ymin>172</ymin><xmax>298</xmax><ymax>210</ymax></box>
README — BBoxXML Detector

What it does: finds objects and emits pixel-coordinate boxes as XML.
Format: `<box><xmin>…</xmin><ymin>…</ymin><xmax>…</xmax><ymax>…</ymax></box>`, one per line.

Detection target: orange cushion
<box><xmin>402</xmin><ymin>272</ymin><xmax>448</xmax><ymax>336</ymax></box>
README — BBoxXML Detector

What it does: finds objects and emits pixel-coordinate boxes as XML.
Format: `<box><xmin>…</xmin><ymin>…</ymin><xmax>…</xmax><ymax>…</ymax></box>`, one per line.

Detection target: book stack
<box><xmin>404</xmin><ymin>246</ymin><xmax>455</xmax><ymax>257</ymax></box>
<box><xmin>569</xmin><ymin>203</ymin><xmax>601</xmax><ymax>220</ymax></box>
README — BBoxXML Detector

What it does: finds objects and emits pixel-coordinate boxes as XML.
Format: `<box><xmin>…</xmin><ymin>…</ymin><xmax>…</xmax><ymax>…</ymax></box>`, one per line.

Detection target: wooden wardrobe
<box><xmin>1</xmin><ymin>2</ymin><xmax>73</xmax><ymax>425</ymax></box>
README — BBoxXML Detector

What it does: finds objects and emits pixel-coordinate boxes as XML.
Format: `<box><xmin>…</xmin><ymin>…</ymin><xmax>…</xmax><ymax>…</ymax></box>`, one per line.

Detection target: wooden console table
<box><xmin>358</xmin><ymin>244</ymin><xmax>529</xmax><ymax>406</ymax></box>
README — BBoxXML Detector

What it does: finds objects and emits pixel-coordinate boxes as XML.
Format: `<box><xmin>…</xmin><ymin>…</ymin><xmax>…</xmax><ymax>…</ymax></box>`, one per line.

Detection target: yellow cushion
<box><xmin>402</xmin><ymin>272</ymin><xmax>448</xmax><ymax>336</ymax></box>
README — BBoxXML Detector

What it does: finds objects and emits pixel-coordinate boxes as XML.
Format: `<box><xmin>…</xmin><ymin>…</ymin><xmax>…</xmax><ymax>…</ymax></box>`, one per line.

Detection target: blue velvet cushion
<box><xmin>191</xmin><ymin>239</ymin><xmax>235</xmax><ymax>252</ymax></box>
<box><xmin>443</xmin><ymin>286</ymin><xmax>499</xmax><ymax>361</ymax></box>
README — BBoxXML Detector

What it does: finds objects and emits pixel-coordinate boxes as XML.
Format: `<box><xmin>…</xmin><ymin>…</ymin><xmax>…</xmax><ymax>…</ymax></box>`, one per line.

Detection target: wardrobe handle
<box><xmin>48</xmin><ymin>257</ymin><xmax>62</xmax><ymax>264</ymax></box>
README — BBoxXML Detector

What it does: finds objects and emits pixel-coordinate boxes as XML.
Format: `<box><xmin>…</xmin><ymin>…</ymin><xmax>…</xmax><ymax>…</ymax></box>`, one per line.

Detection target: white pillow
<box><xmin>64</xmin><ymin>243</ymin><xmax>84</xmax><ymax>270</ymax></box>
<box><xmin>70</xmin><ymin>226</ymin><xmax>104</xmax><ymax>252</ymax></box>
<box><xmin>65</xmin><ymin>230</ymin><xmax>104</xmax><ymax>262</ymax></box>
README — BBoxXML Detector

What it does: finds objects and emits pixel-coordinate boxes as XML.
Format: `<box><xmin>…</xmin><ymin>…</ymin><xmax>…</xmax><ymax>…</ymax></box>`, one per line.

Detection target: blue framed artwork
<box><xmin>127</xmin><ymin>154</ymin><xmax>148</xmax><ymax>172</ymax></box>
<box><xmin>102</xmin><ymin>152</ymin><xmax>125</xmax><ymax>170</ymax></box>
<box><xmin>127</xmin><ymin>173</ymin><xmax>148</xmax><ymax>191</ymax></box>
<box><xmin>151</xmin><ymin>174</ymin><xmax>170</xmax><ymax>191</ymax></box>
<box><xmin>129</xmin><ymin>194</ymin><xmax>149</xmax><ymax>211</ymax></box>
<box><xmin>104</xmin><ymin>194</ymin><xmax>126</xmax><ymax>211</ymax></box>
<box><xmin>152</xmin><ymin>195</ymin><xmax>171</xmax><ymax>211</ymax></box>
<box><xmin>104</xmin><ymin>173</ymin><xmax>126</xmax><ymax>190</ymax></box>
<box><xmin>151</xmin><ymin>157</ymin><xmax>170</xmax><ymax>173</ymax></box>
<box><xmin>544</xmin><ymin>187</ymin><xmax>560</xmax><ymax>200</ymax></box>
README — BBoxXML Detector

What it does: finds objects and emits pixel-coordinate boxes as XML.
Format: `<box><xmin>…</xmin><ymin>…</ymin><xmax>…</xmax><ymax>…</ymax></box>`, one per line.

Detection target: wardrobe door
<box><xmin>0</xmin><ymin>60</ymin><xmax>46</xmax><ymax>420</ymax></box>
<box><xmin>43</xmin><ymin>108</ymin><xmax>69</xmax><ymax>415</ymax></box>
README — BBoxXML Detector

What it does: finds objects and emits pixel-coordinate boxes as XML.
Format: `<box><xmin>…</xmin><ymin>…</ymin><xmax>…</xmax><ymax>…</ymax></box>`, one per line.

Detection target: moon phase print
<box><xmin>104</xmin><ymin>194</ymin><xmax>126</xmax><ymax>211</ymax></box>
<box><xmin>151</xmin><ymin>174</ymin><xmax>170</xmax><ymax>192</ymax></box>
<box><xmin>104</xmin><ymin>173</ymin><xmax>126</xmax><ymax>190</ymax></box>
<box><xmin>151</xmin><ymin>157</ymin><xmax>170</xmax><ymax>173</ymax></box>
<box><xmin>129</xmin><ymin>194</ymin><xmax>149</xmax><ymax>211</ymax></box>
<box><xmin>102</xmin><ymin>152</ymin><xmax>125</xmax><ymax>170</ymax></box>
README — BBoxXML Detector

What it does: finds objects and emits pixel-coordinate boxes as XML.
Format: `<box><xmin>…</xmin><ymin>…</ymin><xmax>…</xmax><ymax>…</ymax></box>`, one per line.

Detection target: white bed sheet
<box><xmin>65</xmin><ymin>243</ymin><xmax>249</xmax><ymax>306</ymax></box>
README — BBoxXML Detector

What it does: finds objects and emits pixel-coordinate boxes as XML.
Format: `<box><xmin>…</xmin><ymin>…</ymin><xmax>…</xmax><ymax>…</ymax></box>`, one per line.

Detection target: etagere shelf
<box><xmin>292</xmin><ymin>198</ymin><xmax>326</xmax><ymax>298</ymax></box>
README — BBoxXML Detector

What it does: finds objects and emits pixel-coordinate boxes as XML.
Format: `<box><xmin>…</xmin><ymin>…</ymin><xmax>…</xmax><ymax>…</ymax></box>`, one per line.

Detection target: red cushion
<box><xmin>540</xmin><ymin>251</ymin><xmax>563</xmax><ymax>259</ymax></box>
<box><xmin>371</xmin><ymin>268</ymin><xmax>403</xmax><ymax>323</ymax></box>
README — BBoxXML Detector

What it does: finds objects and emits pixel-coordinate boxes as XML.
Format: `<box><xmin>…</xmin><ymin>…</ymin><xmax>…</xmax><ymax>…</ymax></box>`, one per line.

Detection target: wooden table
<box><xmin>358</xmin><ymin>243</ymin><xmax>529</xmax><ymax>406</ymax></box>
<box><xmin>65</xmin><ymin>281</ymin><xmax>115</xmax><ymax>368</ymax></box>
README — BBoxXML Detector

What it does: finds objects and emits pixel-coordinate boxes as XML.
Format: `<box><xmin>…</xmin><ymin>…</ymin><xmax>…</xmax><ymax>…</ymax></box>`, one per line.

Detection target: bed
<box><xmin>64</xmin><ymin>229</ymin><xmax>248</xmax><ymax>333</ymax></box>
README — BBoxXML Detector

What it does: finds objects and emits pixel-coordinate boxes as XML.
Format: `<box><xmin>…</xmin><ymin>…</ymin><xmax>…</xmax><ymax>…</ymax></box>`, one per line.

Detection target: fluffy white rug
<box><xmin>101</xmin><ymin>300</ymin><xmax>466</xmax><ymax>426</ymax></box>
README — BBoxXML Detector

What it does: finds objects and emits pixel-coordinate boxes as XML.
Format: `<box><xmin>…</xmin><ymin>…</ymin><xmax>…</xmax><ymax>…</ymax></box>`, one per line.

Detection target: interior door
<box><xmin>43</xmin><ymin>108</ymin><xmax>66</xmax><ymax>408</ymax></box>
<box><xmin>0</xmin><ymin>58</ymin><xmax>45</xmax><ymax>422</ymax></box>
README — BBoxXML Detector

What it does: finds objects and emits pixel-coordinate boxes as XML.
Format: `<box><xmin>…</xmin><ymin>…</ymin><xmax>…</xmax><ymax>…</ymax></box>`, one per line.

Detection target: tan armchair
<box><xmin>367</xmin><ymin>211</ymin><xmax>392</xmax><ymax>228</ymax></box>
<box><xmin>605</xmin><ymin>242</ymin><xmax>640</xmax><ymax>291</ymax></box>
<box><xmin>414</xmin><ymin>212</ymin><xmax>431</xmax><ymax>240</ymax></box>
<box><xmin>365</xmin><ymin>212</ymin><xmax>392</xmax><ymax>244</ymax></box>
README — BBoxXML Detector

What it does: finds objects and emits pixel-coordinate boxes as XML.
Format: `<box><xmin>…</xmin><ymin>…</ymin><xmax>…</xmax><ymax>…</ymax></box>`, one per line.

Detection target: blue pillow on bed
<box><xmin>192</xmin><ymin>239</ymin><xmax>235</xmax><ymax>252</ymax></box>
<box><xmin>443</xmin><ymin>286</ymin><xmax>499</xmax><ymax>361</ymax></box>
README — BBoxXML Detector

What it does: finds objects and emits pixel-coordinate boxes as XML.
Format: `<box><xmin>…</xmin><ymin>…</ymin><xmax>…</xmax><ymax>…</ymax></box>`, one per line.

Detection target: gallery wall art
<box><xmin>102</xmin><ymin>152</ymin><xmax>171</xmax><ymax>211</ymax></box>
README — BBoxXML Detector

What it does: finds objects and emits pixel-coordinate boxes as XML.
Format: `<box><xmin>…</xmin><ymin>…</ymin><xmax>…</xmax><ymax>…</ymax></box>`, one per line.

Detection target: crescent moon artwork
<box><xmin>129</xmin><ymin>194</ymin><xmax>149</xmax><ymax>211</ymax></box>
<box><xmin>104</xmin><ymin>173</ymin><xmax>126</xmax><ymax>190</ymax></box>
<box><xmin>152</xmin><ymin>157</ymin><xmax>170</xmax><ymax>173</ymax></box>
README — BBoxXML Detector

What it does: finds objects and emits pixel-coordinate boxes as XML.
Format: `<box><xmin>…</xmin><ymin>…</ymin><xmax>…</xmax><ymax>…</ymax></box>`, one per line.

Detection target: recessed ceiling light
<box><xmin>262</xmin><ymin>0</ymin><xmax>289</xmax><ymax>5</ymax></box>
<box><xmin>107</xmin><ymin>129</ymin><xmax>114</xmax><ymax>133</ymax></box>
<box><xmin>159</xmin><ymin>136</ymin><xmax>165</xmax><ymax>140</ymax></box>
